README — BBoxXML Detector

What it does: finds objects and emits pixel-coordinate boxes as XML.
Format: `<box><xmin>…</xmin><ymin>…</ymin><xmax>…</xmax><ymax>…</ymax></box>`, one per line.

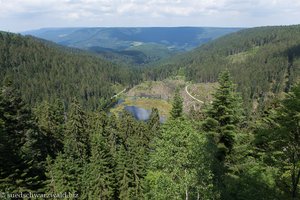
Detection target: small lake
<box><xmin>125</xmin><ymin>106</ymin><xmax>166</xmax><ymax>123</ymax></box>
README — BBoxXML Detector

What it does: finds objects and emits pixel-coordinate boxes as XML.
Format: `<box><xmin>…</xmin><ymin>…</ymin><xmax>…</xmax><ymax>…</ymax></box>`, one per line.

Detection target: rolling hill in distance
<box><xmin>22</xmin><ymin>27</ymin><xmax>242</xmax><ymax>65</ymax></box>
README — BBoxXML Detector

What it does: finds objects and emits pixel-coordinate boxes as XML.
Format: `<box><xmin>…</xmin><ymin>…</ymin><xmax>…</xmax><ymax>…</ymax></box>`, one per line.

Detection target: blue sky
<box><xmin>0</xmin><ymin>0</ymin><xmax>300</xmax><ymax>32</ymax></box>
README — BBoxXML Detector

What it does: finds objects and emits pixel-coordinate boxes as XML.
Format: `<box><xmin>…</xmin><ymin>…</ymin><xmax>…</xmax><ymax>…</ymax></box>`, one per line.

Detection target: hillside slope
<box><xmin>23</xmin><ymin>27</ymin><xmax>241</xmax><ymax>50</ymax></box>
<box><xmin>0</xmin><ymin>31</ymin><xmax>141</xmax><ymax>109</ymax></box>
<box><xmin>146</xmin><ymin>25</ymin><xmax>300</xmax><ymax>112</ymax></box>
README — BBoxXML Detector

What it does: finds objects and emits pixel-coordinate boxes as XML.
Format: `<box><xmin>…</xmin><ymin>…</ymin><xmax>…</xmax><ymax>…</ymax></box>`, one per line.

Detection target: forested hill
<box><xmin>145</xmin><ymin>25</ymin><xmax>300</xmax><ymax>112</ymax></box>
<box><xmin>23</xmin><ymin>27</ymin><xmax>241</xmax><ymax>51</ymax></box>
<box><xmin>23</xmin><ymin>27</ymin><xmax>242</xmax><ymax>66</ymax></box>
<box><xmin>0</xmin><ymin>31</ymin><xmax>141</xmax><ymax>109</ymax></box>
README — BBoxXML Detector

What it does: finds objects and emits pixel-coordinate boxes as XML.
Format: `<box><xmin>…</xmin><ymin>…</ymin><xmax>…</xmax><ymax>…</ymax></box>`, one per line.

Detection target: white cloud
<box><xmin>0</xmin><ymin>0</ymin><xmax>300</xmax><ymax>32</ymax></box>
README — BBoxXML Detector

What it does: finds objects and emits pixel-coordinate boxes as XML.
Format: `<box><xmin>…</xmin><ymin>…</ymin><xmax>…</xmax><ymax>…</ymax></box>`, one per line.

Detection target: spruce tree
<box><xmin>64</xmin><ymin>98</ymin><xmax>89</xmax><ymax>160</ymax></box>
<box><xmin>46</xmin><ymin>99</ymin><xmax>89</xmax><ymax>195</ymax></box>
<box><xmin>255</xmin><ymin>83</ymin><xmax>300</xmax><ymax>199</ymax></box>
<box><xmin>148</xmin><ymin>108</ymin><xmax>160</xmax><ymax>134</ymax></box>
<box><xmin>46</xmin><ymin>153</ymin><xmax>82</xmax><ymax>194</ymax></box>
<box><xmin>82</xmin><ymin>124</ymin><xmax>115</xmax><ymax>200</ymax></box>
<box><xmin>145</xmin><ymin>118</ymin><xmax>214</xmax><ymax>200</ymax></box>
<box><xmin>105</xmin><ymin>113</ymin><xmax>120</xmax><ymax>158</ymax></box>
<box><xmin>115</xmin><ymin>111</ymin><xmax>148</xmax><ymax>200</ymax></box>
<box><xmin>203</xmin><ymin>70</ymin><xmax>243</xmax><ymax>158</ymax></box>
<box><xmin>116</xmin><ymin>145</ymin><xmax>133</xmax><ymax>200</ymax></box>
<box><xmin>170</xmin><ymin>88</ymin><xmax>183</xmax><ymax>119</ymax></box>
<box><xmin>127</xmin><ymin>135</ymin><xmax>147</xmax><ymax>200</ymax></box>
<box><xmin>0</xmin><ymin>84</ymin><xmax>46</xmax><ymax>192</ymax></box>
<box><xmin>202</xmin><ymin>70</ymin><xmax>243</xmax><ymax>196</ymax></box>
<box><xmin>33</xmin><ymin>100</ymin><xmax>65</xmax><ymax>157</ymax></box>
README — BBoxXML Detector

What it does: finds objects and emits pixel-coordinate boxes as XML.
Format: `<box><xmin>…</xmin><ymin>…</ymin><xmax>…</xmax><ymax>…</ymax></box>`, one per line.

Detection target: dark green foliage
<box><xmin>145</xmin><ymin>118</ymin><xmax>214</xmax><ymax>200</ymax></box>
<box><xmin>202</xmin><ymin>71</ymin><xmax>244</xmax><ymax>197</ymax></box>
<box><xmin>115</xmin><ymin>112</ymin><xmax>149</xmax><ymax>200</ymax></box>
<box><xmin>116</xmin><ymin>145</ymin><xmax>134</xmax><ymax>200</ymax></box>
<box><xmin>221</xmin><ymin>127</ymin><xmax>283</xmax><ymax>200</ymax></box>
<box><xmin>170</xmin><ymin>88</ymin><xmax>183</xmax><ymax>119</ymax></box>
<box><xmin>1</xmin><ymin>80</ymin><xmax>299</xmax><ymax>200</ymax></box>
<box><xmin>46</xmin><ymin>99</ymin><xmax>90</xmax><ymax>195</ymax></box>
<box><xmin>223</xmin><ymin>161</ymin><xmax>282</xmax><ymax>200</ymax></box>
<box><xmin>147</xmin><ymin>108</ymin><xmax>160</xmax><ymax>139</ymax></box>
<box><xmin>46</xmin><ymin>108</ymin><xmax>153</xmax><ymax>199</ymax></box>
<box><xmin>0</xmin><ymin>84</ymin><xmax>46</xmax><ymax>193</ymax></box>
<box><xmin>64</xmin><ymin>99</ymin><xmax>90</xmax><ymax>160</ymax></box>
<box><xmin>0</xmin><ymin>31</ymin><xmax>141</xmax><ymax>110</ymax></box>
<box><xmin>203</xmin><ymin>71</ymin><xmax>243</xmax><ymax>161</ymax></box>
<box><xmin>33</xmin><ymin>100</ymin><xmax>65</xmax><ymax>157</ymax></box>
<box><xmin>255</xmin><ymin>83</ymin><xmax>300</xmax><ymax>199</ymax></box>
<box><xmin>82</xmin><ymin>113</ymin><xmax>115</xmax><ymax>200</ymax></box>
<box><xmin>46</xmin><ymin>153</ymin><xmax>82</xmax><ymax>194</ymax></box>
<box><xmin>148</xmin><ymin>108</ymin><xmax>160</xmax><ymax>129</ymax></box>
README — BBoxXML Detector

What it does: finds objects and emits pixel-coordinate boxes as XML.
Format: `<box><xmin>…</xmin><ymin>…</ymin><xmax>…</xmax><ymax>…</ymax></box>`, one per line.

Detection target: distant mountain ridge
<box><xmin>22</xmin><ymin>27</ymin><xmax>242</xmax><ymax>65</ymax></box>
<box><xmin>22</xmin><ymin>27</ymin><xmax>242</xmax><ymax>50</ymax></box>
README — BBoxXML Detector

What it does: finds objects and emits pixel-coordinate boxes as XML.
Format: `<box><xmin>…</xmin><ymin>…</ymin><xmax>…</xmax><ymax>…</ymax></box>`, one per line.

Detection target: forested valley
<box><xmin>145</xmin><ymin>25</ymin><xmax>300</xmax><ymax>114</ymax></box>
<box><xmin>0</xmin><ymin>32</ymin><xmax>142</xmax><ymax>110</ymax></box>
<box><xmin>0</xmin><ymin>25</ymin><xmax>300</xmax><ymax>200</ymax></box>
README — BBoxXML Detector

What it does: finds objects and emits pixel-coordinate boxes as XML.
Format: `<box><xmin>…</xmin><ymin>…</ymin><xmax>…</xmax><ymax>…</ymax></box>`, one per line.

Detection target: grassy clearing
<box><xmin>112</xmin><ymin>77</ymin><xmax>217</xmax><ymax>117</ymax></box>
<box><xmin>111</xmin><ymin>97</ymin><xmax>172</xmax><ymax>117</ymax></box>
<box><xmin>127</xmin><ymin>77</ymin><xmax>186</xmax><ymax>100</ymax></box>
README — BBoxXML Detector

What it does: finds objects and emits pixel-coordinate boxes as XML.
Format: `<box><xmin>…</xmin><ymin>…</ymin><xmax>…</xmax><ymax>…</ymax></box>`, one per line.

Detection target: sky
<box><xmin>0</xmin><ymin>0</ymin><xmax>300</xmax><ymax>32</ymax></box>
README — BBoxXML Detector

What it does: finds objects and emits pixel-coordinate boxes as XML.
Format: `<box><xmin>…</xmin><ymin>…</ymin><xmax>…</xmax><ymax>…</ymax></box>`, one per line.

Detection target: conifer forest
<box><xmin>0</xmin><ymin>24</ymin><xmax>300</xmax><ymax>200</ymax></box>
